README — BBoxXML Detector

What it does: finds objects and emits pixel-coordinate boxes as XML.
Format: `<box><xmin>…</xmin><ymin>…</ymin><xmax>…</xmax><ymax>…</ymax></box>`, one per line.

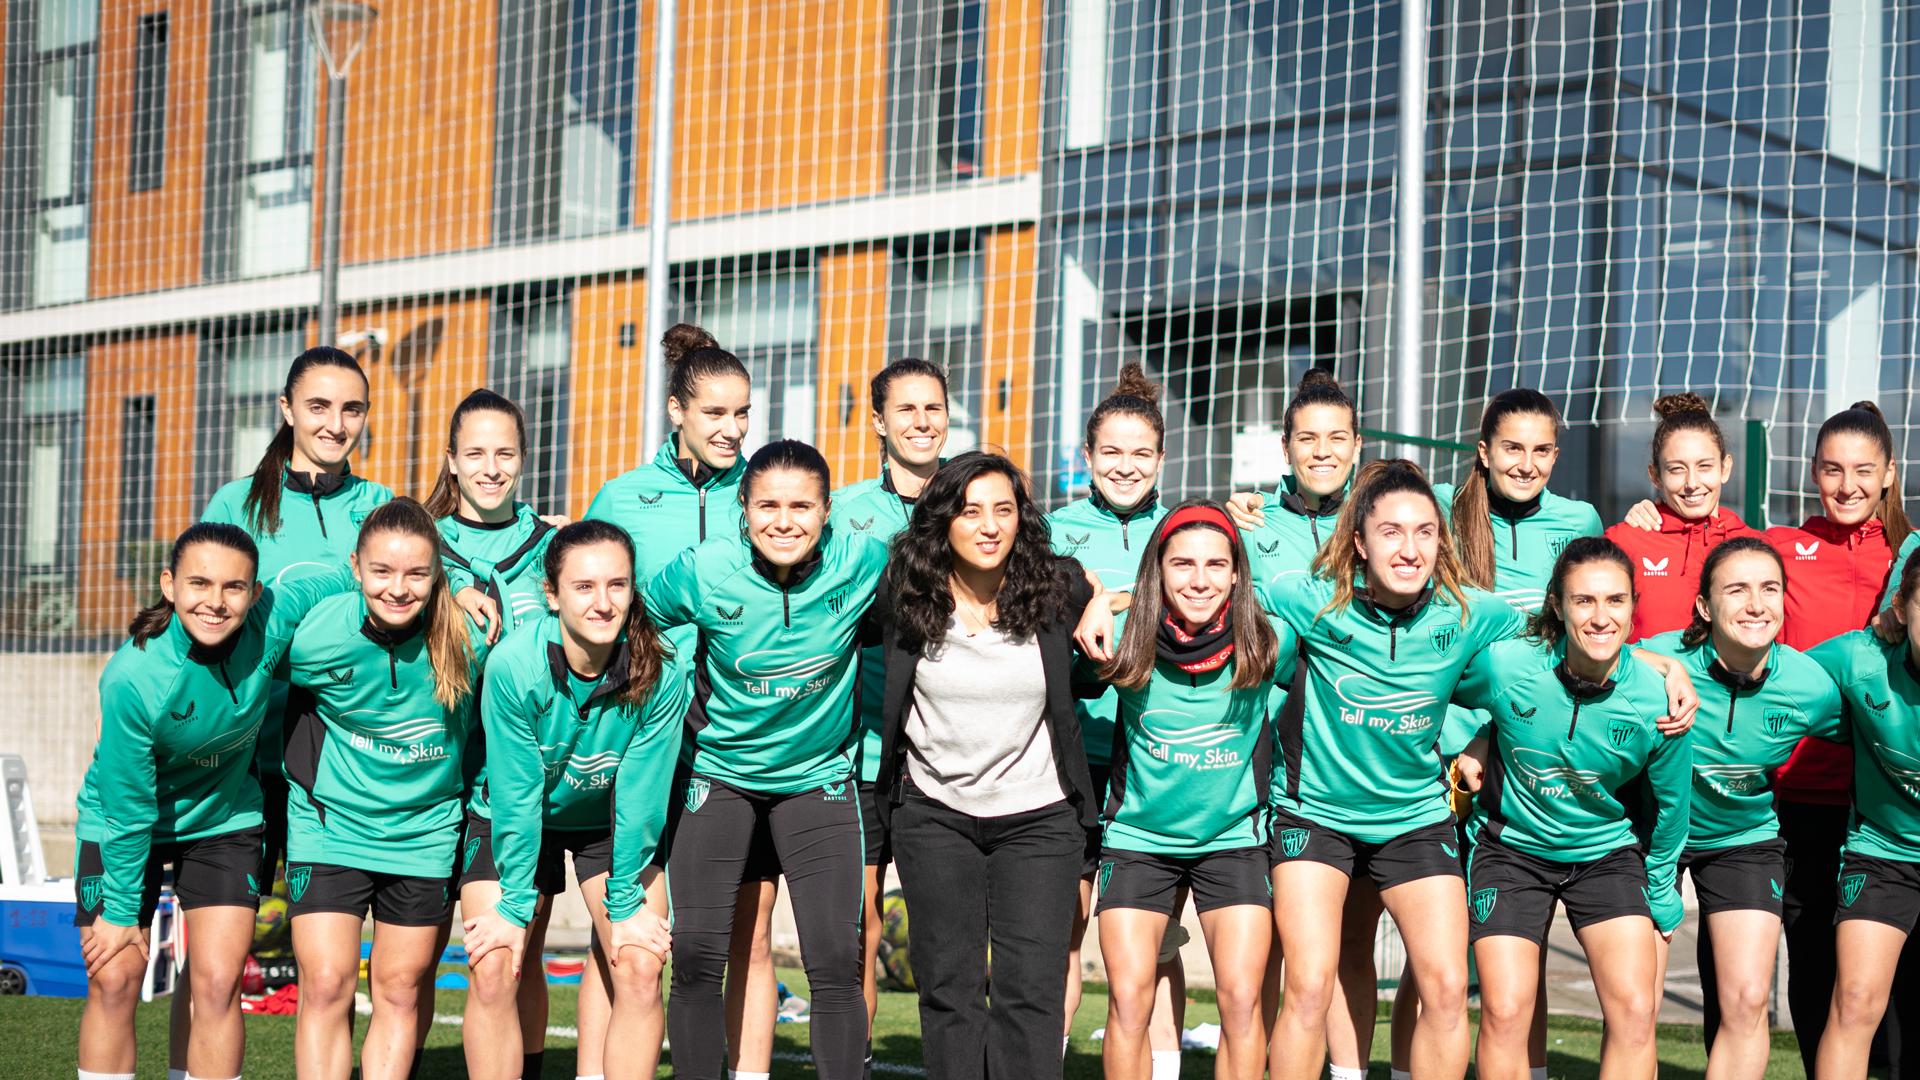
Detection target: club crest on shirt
<box><xmin>79</xmin><ymin>875</ymin><xmax>104</xmax><ymax>912</ymax></box>
<box><xmin>685</xmin><ymin>778</ymin><xmax>711</xmax><ymax>813</ymax></box>
<box><xmin>1429</xmin><ymin>625</ymin><xmax>1458</xmax><ymax>656</ymax></box>
<box><xmin>1763</xmin><ymin>708</ymin><xmax>1795</xmax><ymax>737</ymax></box>
<box><xmin>1471</xmin><ymin>886</ymin><xmax>1498</xmax><ymax>923</ymax></box>
<box><xmin>1841</xmin><ymin>871</ymin><xmax>1866</xmax><ymax>907</ymax></box>
<box><xmin>1607</xmin><ymin>720</ymin><xmax>1637</xmax><ymax>748</ymax></box>
<box><xmin>1279</xmin><ymin>828</ymin><xmax>1310</xmax><ymax>858</ymax></box>
<box><xmin>287</xmin><ymin>865</ymin><xmax>312</xmax><ymax>902</ymax></box>
<box><xmin>1549</xmin><ymin>537</ymin><xmax>1572</xmax><ymax>559</ymax></box>
<box><xmin>826</xmin><ymin>590</ymin><xmax>851</xmax><ymax>617</ymax></box>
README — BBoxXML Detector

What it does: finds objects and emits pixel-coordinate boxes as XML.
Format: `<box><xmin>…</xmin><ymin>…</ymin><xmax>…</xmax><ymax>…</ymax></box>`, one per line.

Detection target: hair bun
<box><xmin>1297</xmin><ymin>367</ymin><xmax>1341</xmax><ymax>393</ymax></box>
<box><xmin>662</xmin><ymin>323</ymin><xmax>719</xmax><ymax>367</ymax></box>
<box><xmin>1852</xmin><ymin>400</ymin><xmax>1887</xmax><ymax>419</ymax></box>
<box><xmin>1110</xmin><ymin>362</ymin><xmax>1161</xmax><ymax>405</ymax></box>
<box><xmin>1652</xmin><ymin>391</ymin><xmax>1712</xmax><ymax>419</ymax></box>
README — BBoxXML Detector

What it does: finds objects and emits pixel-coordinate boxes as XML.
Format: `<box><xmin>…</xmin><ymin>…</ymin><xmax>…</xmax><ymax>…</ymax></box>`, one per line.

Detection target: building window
<box><xmin>129</xmin><ymin>13</ymin><xmax>169</xmax><ymax>194</ymax></box>
<box><xmin>493</xmin><ymin>0</ymin><xmax>638</xmax><ymax>244</ymax></box>
<box><xmin>887</xmin><ymin>0</ymin><xmax>985</xmax><ymax>189</ymax></box>
<box><xmin>489</xmin><ymin>287</ymin><xmax>572</xmax><ymax>510</ymax></box>
<box><xmin>18</xmin><ymin>355</ymin><xmax>85</xmax><ymax>574</ymax></box>
<box><xmin>32</xmin><ymin>0</ymin><xmax>98</xmax><ymax>306</ymax></box>
<box><xmin>891</xmin><ymin>237</ymin><xmax>984</xmax><ymax>453</ymax></box>
<box><xmin>236</xmin><ymin>0</ymin><xmax>315</xmax><ymax>278</ymax></box>
<box><xmin>117</xmin><ymin>395</ymin><xmax>157</xmax><ymax>577</ymax></box>
<box><xmin>192</xmin><ymin>327</ymin><xmax>303</xmax><ymax>511</ymax></box>
<box><xmin>676</xmin><ymin>264</ymin><xmax>818</xmax><ymax>455</ymax></box>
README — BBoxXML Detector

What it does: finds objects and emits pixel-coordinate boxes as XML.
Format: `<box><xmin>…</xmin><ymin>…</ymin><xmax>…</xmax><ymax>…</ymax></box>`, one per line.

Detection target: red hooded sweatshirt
<box><xmin>1605</xmin><ymin>504</ymin><xmax>1761</xmax><ymax>642</ymax></box>
<box><xmin>1764</xmin><ymin>515</ymin><xmax>1894</xmax><ymax>805</ymax></box>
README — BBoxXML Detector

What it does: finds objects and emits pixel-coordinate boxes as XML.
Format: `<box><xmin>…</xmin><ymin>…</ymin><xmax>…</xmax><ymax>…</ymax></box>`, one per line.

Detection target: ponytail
<box><xmin>1314</xmin><ymin>459</ymin><xmax>1472</xmax><ymax>623</ymax></box>
<box><xmin>668</xmin><ymin>346</ymin><xmax>750</xmax><ymax>409</ymax></box>
<box><xmin>422</xmin><ymin>389</ymin><xmax>528</xmax><ymax>519</ymax></box>
<box><xmin>542</xmin><ymin>520</ymin><xmax>670</xmax><ymax>707</ymax></box>
<box><xmin>358</xmin><ymin>498</ymin><xmax>473</xmax><ymax>710</ymax></box>
<box><xmin>1815</xmin><ymin>401</ymin><xmax>1912</xmax><ymax>553</ymax></box>
<box><xmin>1455</xmin><ymin>388</ymin><xmax>1561</xmax><ymax>590</ymax></box>
<box><xmin>242</xmin><ymin>347</ymin><xmax>368</xmax><ymax>535</ymax></box>
<box><xmin>661</xmin><ymin>322</ymin><xmax>718</xmax><ymax>366</ymax></box>
<box><xmin>1680</xmin><ymin>536</ymin><xmax>1783</xmax><ymax>648</ymax></box>
<box><xmin>1084</xmin><ymin>363</ymin><xmax>1165</xmax><ymax>451</ymax></box>
<box><xmin>131</xmin><ymin>523</ymin><xmax>261</xmax><ymax>647</ymax></box>
<box><xmin>1526</xmin><ymin>536</ymin><xmax>1634</xmax><ymax>649</ymax></box>
<box><xmin>1283</xmin><ymin>367</ymin><xmax>1356</xmax><ymax>438</ymax></box>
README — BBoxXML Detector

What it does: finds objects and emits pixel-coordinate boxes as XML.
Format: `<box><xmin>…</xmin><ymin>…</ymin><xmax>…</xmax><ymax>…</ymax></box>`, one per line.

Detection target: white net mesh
<box><xmin>1</xmin><ymin>0</ymin><xmax>1917</xmax><ymax>826</ymax></box>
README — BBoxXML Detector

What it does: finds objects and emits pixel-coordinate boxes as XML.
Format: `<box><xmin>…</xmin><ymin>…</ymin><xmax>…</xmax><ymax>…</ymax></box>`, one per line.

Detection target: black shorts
<box><xmin>286</xmin><ymin>862</ymin><xmax>452</xmax><ymax>927</ymax></box>
<box><xmin>1835</xmin><ymin>851</ymin><xmax>1920</xmax><ymax>933</ymax></box>
<box><xmin>1097</xmin><ymin>846</ymin><xmax>1272</xmax><ymax>916</ymax></box>
<box><xmin>74</xmin><ymin>825</ymin><xmax>266</xmax><ymax>928</ymax></box>
<box><xmin>1679</xmin><ymin>839</ymin><xmax>1788</xmax><ymax>917</ymax></box>
<box><xmin>455</xmin><ymin>811</ymin><xmax>615</xmax><ymax>895</ymax></box>
<box><xmin>858</xmin><ymin>781</ymin><xmax>890</xmax><ymax>868</ymax></box>
<box><xmin>1467</xmin><ymin>835</ymin><xmax>1649</xmax><ymax>945</ymax></box>
<box><xmin>1081</xmin><ymin>765</ymin><xmax>1115</xmax><ymax>878</ymax></box>
<box><xmin>1269</xmin><ymin>808</ymin><xmax>1464</xmax><ymax>890</ymax></box>
<box><xmin>259</xmin><ymin>772</ymin><xmax>290</xmax><ymax>881</ymax></box>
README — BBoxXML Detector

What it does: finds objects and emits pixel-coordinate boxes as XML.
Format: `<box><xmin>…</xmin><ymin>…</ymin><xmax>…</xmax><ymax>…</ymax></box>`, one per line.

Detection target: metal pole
<box><xmin>641</xmin><ymin>0</ymin><xmax>677</xmax><ymax>452</ymax></box>
<box><xmin>318</xmin><ymin>72</ymin><xmax>347</xmax><ymax>349</ymax></box>
<box><xmin>1393</xmin><ymin>0</ymin><xmax>1428</xmax><ymax>462</ymax></box>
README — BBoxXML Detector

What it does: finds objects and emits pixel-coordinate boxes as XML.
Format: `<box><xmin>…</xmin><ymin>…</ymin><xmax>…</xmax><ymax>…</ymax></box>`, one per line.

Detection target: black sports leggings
<box><xmin>667</xmin><ymin>776</ymin><xmax>866</xmax><ymax>1079</ymax></box>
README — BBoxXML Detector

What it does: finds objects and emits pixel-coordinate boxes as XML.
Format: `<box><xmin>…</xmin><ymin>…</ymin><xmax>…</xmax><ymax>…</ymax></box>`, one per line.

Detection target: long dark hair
<box><xmin>243</xmin><ymin>347</ymin><xmax>368</xmax><ymax>536</ymax></box>
<box><xmin>1454</xmin><ymin>388</ymin><xmax>1560</xmax><ymax>590</ymax></box>
<box><xmin>1526</xmin><ymin>536</ymin><xmax>1635</xmax><ymax>649</ymax></box>
<box><xmin>870</xmin><ymin>357</ymin><xmax>949</xmax><ymax>414</ymax></box>
<box><xmin>422</xmin><ymin>389</ymin><xmax>527</xmax><ymax>519</ymax></box>
<box><xmin>1680</xmin><ymin>536</ymin><xmax>1784</xmax><ymax>648</ymax></box>
<box><xmin>1084</xmin><ymin>363</ymin><xmax>1164</xmax><ymax>451</ymax></box>
<box><xmin>1892</xmin><ymin>535</ymin><xmax>1920</xmax><ymax>616</ymax></box>
<box><xmin>1102</xmin><ymin>500</ymin><xmax>1277</xmax><ymax>691</ymax></box>
<box><xmin>357</xmin><ymin>497</ymin><xmax>473</xmax><ymax>710</ymax></box>
<box><xmin>542</xmin><ymin>520</ymin><xmax>670</xmax><ymax>707</ymax></box>
<box><xmin>130</xmin><ymin>523</ymin><xmax>261</xmax><ymax>646</ymax></box>
<box><xmin>884</xmin><ymin>452</ymin><xmax>1077</xmax><ymax>653</ymax></box>
<box><xmin>1313</xmin><ymin>459</ymin><xmax>1471</xmax><ymax>623</ymax></box>
<box><xmin>1814</xmin><ymin>401</ymin><xmax>1912</xmax><ymax>553</ymax></box>
<box><xmin>740</xmin><ymin>439</ymin><xmax>832</xmax><ymax>506</ymax></box>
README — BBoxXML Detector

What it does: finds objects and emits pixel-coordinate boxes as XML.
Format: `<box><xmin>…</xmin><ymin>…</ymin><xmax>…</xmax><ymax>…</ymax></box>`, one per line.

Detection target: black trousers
<box><xmin>891</xmin><ymin>787</ymin><xmax>1086</xmax><ymax>1080</ymax></box>
<box><xmin>666</xmin><ymin>777</ymin><xmax>866</xmax><ymax>1080</ymax></box>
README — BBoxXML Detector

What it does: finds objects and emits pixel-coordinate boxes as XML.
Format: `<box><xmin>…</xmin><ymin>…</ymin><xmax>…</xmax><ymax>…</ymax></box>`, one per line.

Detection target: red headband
<box><xmin>1157</xmin><ymin>504</ymin><xmax>1240</xmax><ymax>546</ymax></box>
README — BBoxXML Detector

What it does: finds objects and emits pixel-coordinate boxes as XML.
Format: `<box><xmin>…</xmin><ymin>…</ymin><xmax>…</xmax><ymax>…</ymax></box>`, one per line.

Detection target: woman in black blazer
<box><xmin>869</xmin><ymin>451</ymin><xmax>1108</xmax><ymax>1080</ymax></box>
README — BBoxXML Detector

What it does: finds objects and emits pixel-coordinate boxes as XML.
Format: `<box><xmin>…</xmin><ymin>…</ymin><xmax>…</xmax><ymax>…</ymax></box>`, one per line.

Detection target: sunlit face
<box><xmin>668</xmin><ymin>373</ymin><xmax>752</xmax><ymax>472</ymax></box>
<box><xmin>1287</xmin><ymin>404</ymin><xmax>1359</xmax><ymax>500</ymax></box>
<box><xmin>1812</xmin><ymin>431</ymin><xmax>1895</xmax><ymax>528</ymax></box>
<box><xmin>1479</xmin><ymin>412</ymin><xmax>1560</xmax><ymax>503</ymax></box>
<box><xmin>1161</xmin><ymin>526</ymin><xmax>1235</xmax><ymax>628</ymax></box>
<box><xmin>545</xmin><ymin>541</ymin><xmax>632</xmax><ymax>651</ymax></box>
<box><xmin>1085</xmin><ymin>414</ymin><xmax>1164</xmax><ymax>512</ymax></box>
<box><xmin>352</xmin><ymin>531</ymin><xmax>439</xmax><ymax>630</ymax></box>
<box><xmin>160</xmin><ymin>543</ymin><xmax>261</xmax><ymax>648</ymax></box>
<box><xmin>1698</xmin><ymin>550</ymin><xmax>1784</xmax><ymax>656</ymax></box>
<box><xmin>1652</xmin><ymin>429</ymin><xmax>1731</xmax><ymax>521</ymax></box>
<box><xmin>449</xmin><ymin>409</ymin><xmax>522</xmax><ymax>518</ymax></box>
<box><xmin>1553</xmin><ymin>561</ymin><xmax>1634</xmax><ymax>669</ymax></box>
<box><xmin>744</xmin><ymin>468</ymin><xmax>828</xmax><ymax>570</ymax></box>
<box><xmin>875</xmin><ymin>374</ymin><xmax>949</xmax><ymax>470</ymax></box>
<box><xmin>948</xmin><ymin>472</ymin><xmax>1020</xmax><ymax>575</ymax></box>
<box><xmin>1355</xmin><ymin>491</ymin><xmax>1441</xmax><ymax>604</ymax></box>
<box><xmin>279</xmin><ymin>365</ymin><xmax>369</xmax><ymax>472</ymax></box>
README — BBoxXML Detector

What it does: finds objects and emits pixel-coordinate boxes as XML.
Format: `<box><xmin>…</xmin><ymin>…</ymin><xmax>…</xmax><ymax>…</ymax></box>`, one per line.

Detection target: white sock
<box><xmin>1392</xmin><ymin>1069</ymin><xmax>1414</xmax><ymax>1080</ymax></box>
<box><xmin>1532</xmin><ymin>1069</ymin><xmax>1549</xmax><ymax>1080</ymax></box>
<box><xmin>1329</xmin><ymin>1066</ymin><xmax>1364</xmax><ymax>1080</ymax></box>
<box><xmin>731</xmin><ymin>1073</ymin><xmax>771</xmax><ymax>1080</ymax></box>
<box><xmin>578</xmin><ymin>1075</ymin><xmax>605</xmax><ymax>1080</ymax></box>
<box><xmin>79</xmin><ymin>1072</ymin><xmax>137</xmax><ymax>1080</ymax></box>
<box><xmin>1153</xmin><ymin>1050</ymin><xmax>1183</xmax><ymax>1079</ymax></box>
<box><xmin>184</xmin><ymin>1075</ymin><xmax>240</xmax><ymax>1080</ymax></box>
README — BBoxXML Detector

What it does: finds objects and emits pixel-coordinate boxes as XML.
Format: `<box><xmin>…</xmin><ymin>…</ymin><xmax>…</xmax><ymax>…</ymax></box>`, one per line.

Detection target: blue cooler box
<box><xmin>0</xmin><ymin>881</ymin><xmax>84</xmax><ymax>997</ymax></box>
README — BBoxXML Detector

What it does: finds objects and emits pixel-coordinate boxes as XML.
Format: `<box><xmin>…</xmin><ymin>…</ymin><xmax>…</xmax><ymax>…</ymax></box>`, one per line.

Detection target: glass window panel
<box><xmin>700</xmin><ymin>272</ymin><xmax>817</xmax><ymax>350</ymax></box>
<box><xmin>229</xmin><ymin>426</ymin><xmax>276</xmax><ymax>482</ymax></box>
<box><xmin>33</xmin><ymin>205</ymin><xmax>89</xmax><ymax>305</ymax></box>
<box><xmin>246</xmin><ymin>9</ymin><xmax>293</xmax><ymax>164</ymax></box>
<box><xmin>38</xmin><ymin>59</ymin><xmax>78</xmax><ymax>201</ymax></box>
<box><xmin>225</xmin><ymin>330</ymin><xmax>305</xmax><ymax>396</ymax></box>
<box><xmin>25</xmin><ymin>438</ymin><xmax>63</xmax><ymax>568</ymax></box>
<box><xmin>37</xmin><ymin>0</ymin><xmax>98</xmax><ymax>51</ymax></box>
<box><xmin>238</xmin><ymin>166</ymin><xmax>312</xmax><ymax>277</ymax></box>
<box><xmin>526</xmin><ymin>300</ymin><xmax>571</xmax><ymax>370</ymax></box>
<box><xmin>559</xmin><ymin>118</ymin><xmax>622</xmax><ymax>237</ymax></box>
<box><xmin>23</xmin><ymin>355</ymin><xmax>85</xmax><ymax>416</ymax></box>
<box><xmin>923</xmin><ymin>253</ymin><xmax>983</xmax><ymax>331</ymax></box>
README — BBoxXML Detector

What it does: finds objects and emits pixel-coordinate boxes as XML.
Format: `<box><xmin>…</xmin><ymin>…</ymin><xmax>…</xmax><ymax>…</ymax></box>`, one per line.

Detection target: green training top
<box><xmin>1089</xmin><ymin>611</ymin><xmax>1298</xmax><ymax>856</ymax></box>
<box><xmin>1808</xmin><ymin>631</ymin><xmax>1920</xmax><ymax>863</ymax></box>
<box><xmin>1246</xmin><ymin>477</ymin><xmax>1346</xmax><ymax>589</ymax></box>
<box><xmin>473</xmin><ymin>613</ymin><xmax>690</xmax><ymax>926</ymax></box>
<box><xmin>438</xmin><ymin>503</ymin><xmax>556</xmax><ymax>633</ymax></box>
<box><xmin>282</xmin><ymin>592</ymin><xmax>489</xmax><ymax>878</ymax></box>
<box><xmin>585</xmin><ymin>438</ymin><xmax>747</xmax><ymax>581</ymax></box>
<box><xmin>1434</xmin><ymin>482</ymin><xmax>1605</xmax><ymax>614</ymax></box>
<box><xmin>1636</xmin><ymin>631</ymin><xmax>1846</xmax><ymax>851</ymax></box>
<box><xmin>1448</xmin><ymin>638</ymin><xmax>1694</xmax><ymax>932</ymax></box>
<box><xmin>643</xmin><ymin>528</ymin><xmax>890</xmax><ymax>794</ymax></box>
<box><xmin>829</xmin><ymin>469</ymin><xmax>921</xmax><ymax>784</ymax></box>
<box><xmin>1880</xmin><ymin>532</ymin><xmax>1920</xmax><ymax>613</ymax></box>
<box><xmin>203</xmin><ymin>467</ymin><xmax>395</xmax><ymax>777</ymax></box>
<box><xmin>1048</xmin><ymin>492</ymin><xmax>1170</xmax><ymax>769</ymax></box>
<box><xmin>75</xmin><ymin>567</ymin><xmax>355</xmax><ymax>926</ymax></box>
<box><xmin>1259</xmin><ymin>574</ymin><xmax>1525</xmax><ymax>843</ymax></box>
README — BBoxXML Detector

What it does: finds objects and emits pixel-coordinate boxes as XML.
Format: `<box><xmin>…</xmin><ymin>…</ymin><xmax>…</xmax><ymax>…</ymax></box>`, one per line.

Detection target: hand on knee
<box><xmin>611</xmin><ymin>952</ymin><xmax>665</xmax><ymax>1006</ymax></box>
<box><xmin>468</xmin><ymin>956</ymin><xmax>521</xmax><ymax>1008</ymax></box>
<box><xmin>88</xmin><ymin>964</ymin><xmax>144</xmax><ymax>1009</ymax></box>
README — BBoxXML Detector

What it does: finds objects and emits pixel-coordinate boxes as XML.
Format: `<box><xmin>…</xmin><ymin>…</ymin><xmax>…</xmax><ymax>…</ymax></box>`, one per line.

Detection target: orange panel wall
<box><xmin>329</xmin><ymin>0</ymin><xmax>497</xmax><ymax>265</ymax></box>
<box><xmin>332</xmin><ymin>298</ymin><xmax>490</xmax><ymax>499</ymax></box>
<box><xmin>815</xmin><ymin>245</ymin><xmax>889</xmax><ymax>486</ymax></box>
<box><xmin>91</xmin><ymin>0</ymin><xmax>209</xmax><ymax>298</ymax></box>
<box><xmin>983</xmin><ymin>0</ymin><xmax>1043</xmax><ymax>177</ymax></box>
<box><xmin>78</xmin><ymin>332</ymin><xmax>200</xmax><ymax>633</ymax></box>
<box><xmin>569</xmin><ymin>274</ymin><xmax>651</xmax><ymax>517</ymax></box>
<box><xmin>980</xmin><ymin>225</ymin><xmax>1036</xmax><ymax>469</ymax></box>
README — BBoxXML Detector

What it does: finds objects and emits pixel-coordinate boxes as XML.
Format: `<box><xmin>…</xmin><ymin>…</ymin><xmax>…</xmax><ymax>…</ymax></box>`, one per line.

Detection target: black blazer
<box><xmin>868</xmin><ymin>564</ymin><xmax>1099</xmax><ymax>835</ymax></box>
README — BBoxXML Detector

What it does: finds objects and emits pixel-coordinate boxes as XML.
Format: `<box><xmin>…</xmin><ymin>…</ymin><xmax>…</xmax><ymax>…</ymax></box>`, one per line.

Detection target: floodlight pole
<box><xmin>309</xmin><ymin>2</ymin><xmax>377</xmax><ymax>350</ymax></box>
<box><xmin>642</xmin><ymin>0</ymin><xmax>678</xmax><ymax>452</ymax></box>
<box><xmin>1394</xmin><ymin>0</ymin><xmax>1428</xmax><ymax>461</ymax></box>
